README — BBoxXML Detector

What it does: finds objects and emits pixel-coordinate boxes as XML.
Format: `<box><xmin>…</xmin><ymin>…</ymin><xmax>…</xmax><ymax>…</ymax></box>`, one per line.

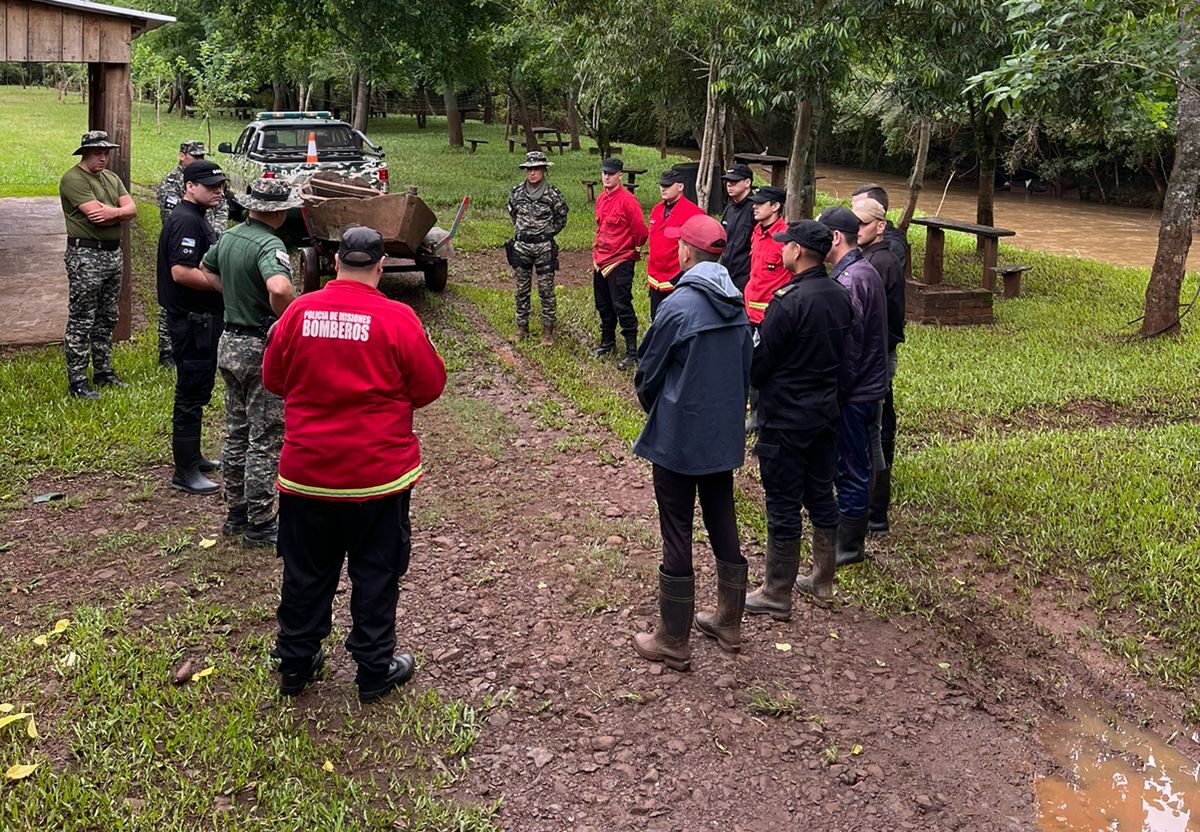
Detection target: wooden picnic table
<box><xmin>532</xmin><ymin>126</ymin><xmax>563</xmax><ymax>144</ymax></box>
<box><xmin>911</xmin><ymin>216</ymin><xmax>1016</xmax><ymax>290</ymax></box>
<box><xmin>734</xmin><ymin>153</ymin><xmax>789</xmax><ymax>188</ymax></box>
<box><xmin>623</xmin><ymin>167</ymin><xmax>648</xmax><ymax>186</ymax></box>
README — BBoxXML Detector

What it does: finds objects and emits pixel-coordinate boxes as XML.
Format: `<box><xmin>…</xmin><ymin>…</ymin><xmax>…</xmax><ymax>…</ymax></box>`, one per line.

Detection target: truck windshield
<box><xmin>259</xmin><ymin>125</ymin><xmax>357</xmax><ymax>152</ymax></box>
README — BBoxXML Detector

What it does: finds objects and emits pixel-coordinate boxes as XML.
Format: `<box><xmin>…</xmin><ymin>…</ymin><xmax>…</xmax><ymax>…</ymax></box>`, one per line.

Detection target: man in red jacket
<box><xmin>263</xmin><ymin>226</ymin><xmax>447</xmax><ymax>702</ymax></box>
<box><xmin>646</xmin><ymin>166</ymin><xmax>704</xmax><ymax>321</ymax></box>
<box><xmin>592</xmin><ymin>157</ymin><xmax>649</xmax><ymax>370</ymax></box>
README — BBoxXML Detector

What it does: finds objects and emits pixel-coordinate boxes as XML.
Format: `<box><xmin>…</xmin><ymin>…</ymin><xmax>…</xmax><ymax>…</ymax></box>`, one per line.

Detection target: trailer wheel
<box><xmin>299</xmin><ymin>246</ymin><xmax>322</xmax><ymax>294</ymax></box>
<box><xmin>423</xmin><ymin>259</ymin><xmax>449</xmax><ymax>292</ymax></box>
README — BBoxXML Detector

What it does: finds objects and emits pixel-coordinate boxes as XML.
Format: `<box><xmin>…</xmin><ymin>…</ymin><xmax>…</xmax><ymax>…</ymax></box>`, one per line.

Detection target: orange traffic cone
<box><xmin>306</xmin><ymin>131</ymin><xmax>318</xmax><ymax>164</ymax></box>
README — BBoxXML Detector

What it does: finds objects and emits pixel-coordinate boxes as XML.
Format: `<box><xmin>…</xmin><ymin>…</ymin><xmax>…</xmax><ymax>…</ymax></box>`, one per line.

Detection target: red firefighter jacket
<box><xmin>646</xmin><ymin>196</ymin><xmax>705</xmax><ymax>291</ymax></box>
<box><xmin>743</xmin><ymin>217</ymin><xmax>790</xmax><ymax>324</ymax></box>
<box><xmin>592</xmin><ymin>185</ymin><xmax>648</xmax><ymax>271</ymax></box>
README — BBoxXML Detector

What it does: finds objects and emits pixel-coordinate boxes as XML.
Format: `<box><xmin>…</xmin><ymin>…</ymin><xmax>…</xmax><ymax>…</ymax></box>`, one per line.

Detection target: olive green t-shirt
<box><xmin>58</xmin><ymin>165</ymin><xmax>128</xmax><ymax>241</ymax></box>
<box><xmin>202</xmin><ymin>218</ymin><xmax>293</xmax><ymax>327</ymax></box>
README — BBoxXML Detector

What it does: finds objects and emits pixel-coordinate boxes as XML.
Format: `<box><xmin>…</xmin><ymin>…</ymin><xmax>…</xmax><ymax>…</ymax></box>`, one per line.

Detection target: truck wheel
<box><xmin>424</xmin><ymin>259</ymin><xmax>449</xmax><ymax>292</ymax></box>
<box><xmin>300</xmin><ymin>246</ymin><xmax>322</xmax><ymax>294</ymax></box>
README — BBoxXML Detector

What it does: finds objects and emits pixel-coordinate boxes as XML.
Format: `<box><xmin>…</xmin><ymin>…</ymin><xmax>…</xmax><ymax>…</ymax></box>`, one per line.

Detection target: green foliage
<box><xmin>177</xmin><ymin>35</ymin><xmax>254</xmax><ymax>148</ymax></box>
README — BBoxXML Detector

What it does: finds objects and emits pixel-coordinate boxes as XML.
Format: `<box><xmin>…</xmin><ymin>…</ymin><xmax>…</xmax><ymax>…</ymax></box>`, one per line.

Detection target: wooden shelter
<box><xmin>1</xmin><ymin>0</ymin><xmax>173</xmax><ymax>340</ymax></box>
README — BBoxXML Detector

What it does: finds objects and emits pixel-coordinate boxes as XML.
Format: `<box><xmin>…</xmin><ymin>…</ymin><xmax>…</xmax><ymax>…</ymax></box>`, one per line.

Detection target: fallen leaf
<box><xmin>851</xmin><ymin>744</ymin><xmax>863</xmax><ymax>756</ymax></box>
<box><xmin>829</xmin><ymin>631</ymin><xmax>839</xmax><ymax>639</ymax></box>
<box><xmin>4</xmin><ymin>763</ymin><xmax>37</xmax><ymax>780</ymax></box>
<box><xmin>0</xmin><ymin>704</ymin><xmax>13</xmax><ymax>714</ymax></box>
<box><xmin>198</xmin><ymin>537</ymin><xmax>217</xmax><ymax>549</ymax></box>
<box><xmin>32</xmin><ymin>635</ymin><xmax>47</xmax><ymax>647</ymax></box>
<box><xmin>536</xmin><ymin>581</ymin><xmax>547</xmax><ymax>590</ymax></box>
<box><xmin>0</xmin><ymin>713</ymin><xmax>32</xmax><ymax>729</ymax></box>
<box><xmin>26</xmin><ymin>716</ymin><xmax>38</xmax><ymax>740</ymax></box>
<box><xmin>774</xmin><ymin>642</ymin><xmax>792</xmax><ymax>652</ymax></box>
<box><xmin>60</xmin><ymin>652</ymin><xmax>78</xmax><ymax>668</ymax></box>
<box><xmin>51</xmin><ymin>619</ymin><xmax>69</xmax><ymax>635</ymax></box>
<box><xmin>193</xmin><ymin>666</ymin><xmax>215</xmax><ymax>680</ymax></box>
<box><xmin>322</xmin><ymin>760</ymin><xmax>334</xmax><ymax>773</ymax></box>
<box><xmin>937</xmin><ymin>662</ymin><xmax>950</xmax><ymax>670</ymax></box>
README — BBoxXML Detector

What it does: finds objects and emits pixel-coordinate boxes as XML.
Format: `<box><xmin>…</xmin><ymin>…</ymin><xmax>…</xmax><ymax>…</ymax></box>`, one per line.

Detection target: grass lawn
<box><xmin>5</xmin><ymin>81</ymin><xmax>1200</xmax><ymax>819</ymax></box>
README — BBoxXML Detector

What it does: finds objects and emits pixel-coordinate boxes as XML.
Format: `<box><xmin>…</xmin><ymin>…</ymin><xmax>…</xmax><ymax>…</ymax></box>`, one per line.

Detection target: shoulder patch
<box><xmin>774</xmin><ymin>284</ymin><xmax>795</xmax><ymax>298</ymax></box>
<box><xmin>274</xmin><ymin>249</ymin><xmax>292</xmax><ymax>272</ymax></box>
<box><xmin>181</xmin><ymin>237</ymin><xmax>196</xmax><ymax>248</ymax></box>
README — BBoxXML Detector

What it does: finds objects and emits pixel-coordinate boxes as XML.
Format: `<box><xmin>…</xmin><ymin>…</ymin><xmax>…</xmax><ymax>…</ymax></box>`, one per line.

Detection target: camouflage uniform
<box><xmin>63</xmin><ymin>247</ymin><xmax>123</xmax><ymax>385</ymax></box>
<box><xmin>157</xmin><ymin>142</ymin><xmax>229</xmax><ymax>362</ymax></box>
<box><xmin>218</xmin><ymin>333</ymin><xmax>284</xmax><ymax>527</ymax></box>
<box><xmin>507</xmin><ymin>153</ymin><xmax>569</xmax><ymax>329</ymax></box>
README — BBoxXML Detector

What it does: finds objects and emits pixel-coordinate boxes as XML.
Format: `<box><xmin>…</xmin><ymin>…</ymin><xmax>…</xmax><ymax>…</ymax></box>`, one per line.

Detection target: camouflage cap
<box><xmin>180</xmin><ymin>140</ymin><xmax>207</xmax><ymax>157</ymax></box>
<box><xmin>235</xmin><ymin>177</ymin><xmax>303</xmax><ymax>212</ymax></box>
<box><xmin>72</xmin><ymin>130</ymin><xmax>120</xmax><ymax>155</ymax></box>
<box><xmin>518</xmin><ymin>150</ymin><xmax>553</xmax><ymax>169</ymax></box>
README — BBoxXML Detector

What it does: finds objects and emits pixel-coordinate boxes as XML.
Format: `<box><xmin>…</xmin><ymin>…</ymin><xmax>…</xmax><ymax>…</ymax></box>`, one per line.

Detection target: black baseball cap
<box><xmin>338</xmin><ymin>226</ymin><xmax>385</xmax><ymax>267</ymax></box>
<box><xmin>748</xmin><ymin>185</ymin><xmax>786</xmax><ymax>206</ymax></box>
<box><xmin>182</xmin><ymin>160</ymin><xmax>227</xmax><ymax>186</ymax></box>
<box><xmin>772</xmin><ymin>220</ymin><xmax>833</xmax><ymax>257</ymax></box>
<box><xmin>816</xmin><ymin>206</ymin><xmax>861</xmax><ymax>235</ymax></box>
<box><xmin>601</xmin><ymin>157</ymin><xmax>624</xmax><ymax>173</ymax></box>
<box><xmin>721</xmin><ymin>163</ymin><xmax>753</xmax><ymax>182</ymax></box>
<box><xmin>658</xmin><ymin>167</ymin><xmax>687</xmax><ymax>186</ymax></box>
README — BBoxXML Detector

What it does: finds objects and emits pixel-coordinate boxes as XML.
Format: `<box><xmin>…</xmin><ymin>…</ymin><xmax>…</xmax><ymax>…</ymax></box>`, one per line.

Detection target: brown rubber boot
<box><xmin>540</xmin><ymin>324</ymin><xmax>554</xmax><ymax>347</ymax></box>
<box><xmin>795</xmin><ymin>525</ymin><xmax>837</xmax><ymax>601</ymax></box>
<box><xmin>694</xmin><ymin>558</ymin><xmax>748</xmax><ymax>652</ymax></box>
<box><xmin>744</xmin><ymin>536</ymin><xmax>801</xmax><ymax>621</ymax></box>
<box><xmin>509</xmin><ymin>324</ymin><xmax>529</xmax><ymax>345</ymax></box>
<box><xmin>632</xmin><ymin>568</ymin><xmax>694</xmax><ymax>671</ymax></box>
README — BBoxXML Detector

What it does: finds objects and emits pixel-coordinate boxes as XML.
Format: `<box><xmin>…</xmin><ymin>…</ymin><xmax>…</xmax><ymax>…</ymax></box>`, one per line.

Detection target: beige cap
<box><xmin>851</xmin><ymin>197</ymin><xmax>886</xmax><ymax>223</ymax></box>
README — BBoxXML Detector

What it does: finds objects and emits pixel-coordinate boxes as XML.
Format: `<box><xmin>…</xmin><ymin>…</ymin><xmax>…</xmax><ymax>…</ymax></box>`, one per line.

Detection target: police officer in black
<box><xmin>157</xmin><ymin>160</ymin><xmax>227</xmax><ymax>495</ymax></box>
<box><xmin>744</xmin><ymin>220</ymin><xmax>853</xmax><ymax>619</ymax></box>
<box><xmin>718</xmin><ymin>163</ymin><xmax>755</xmax><ymax>291</ymax></box>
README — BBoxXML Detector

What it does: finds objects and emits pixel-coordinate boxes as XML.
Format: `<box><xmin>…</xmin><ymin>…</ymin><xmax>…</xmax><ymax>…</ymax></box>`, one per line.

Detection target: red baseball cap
<box><xmin>664</xmin><ymin>214</ymin><xmax>727</xmax><ymax>254</ymax></box>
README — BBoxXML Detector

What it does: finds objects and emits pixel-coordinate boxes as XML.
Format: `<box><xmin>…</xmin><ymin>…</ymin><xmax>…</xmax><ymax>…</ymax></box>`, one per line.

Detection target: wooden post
<box><xmin>89</xmin><ymin>61</ymin><xmax>133</xmax><ymax>341</ymax></box>
<box><xmin>980</xmin><ymin>236</ymin><xmax>998</xmax><ymax>291</ymax></box>
<box><xmin>922</xmin><ymin>227</ymin><xmax>944</xmax><ymax>285</ymax></box>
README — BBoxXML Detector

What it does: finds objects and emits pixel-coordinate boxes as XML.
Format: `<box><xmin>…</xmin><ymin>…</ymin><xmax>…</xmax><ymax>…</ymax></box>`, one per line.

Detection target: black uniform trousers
<box><xmin>593</xmin><ymin>260</ymin><xmax>638</xmax><ymax>348</ymax></box>
<box><xmin>167</xmin><ymin>310</ymin><xmax>223</xmax><ymax>435</ymax></box>
<box><xmin>881</xmin><ymin>350</ymin><xmax>898</xmax><ymax>468</ymax></box>
<box><xmin>652</xmin><ymin>464</ymin><xmax>744</xmax><ymax>578</ymax></box>
<box><xmin>755</xmin><ymin>426</ymin><xmax>839</xmax><ymax>540</ymax></box>
<box><xmin>276</xmin><ymin>489</ymin><xmax>412</xmax><ymax>679</ymax></box>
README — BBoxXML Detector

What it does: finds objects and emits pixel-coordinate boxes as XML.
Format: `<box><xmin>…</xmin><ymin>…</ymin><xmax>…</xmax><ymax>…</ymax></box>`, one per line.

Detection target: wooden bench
<box><xmin>466</xmin><ymin>138</ymin><xmax>489</xmax><ymax>153</ymax></box>
<box><xmin>588</xmin><ymin>146</ymin><xmax>622</xmax><ymax>155</ymax></box>
<box><xmin>991</xmin><ymin>264</ymin><xmax>1032</xmax><ymax>298</ymax></box>
<box><xmin>910</xmin><ymin>216</ymin><xmax>1017</xmax><ymax>290</ymax></box>
<box><xmin>542</xmin><ymin>139</ymin><xmax>571</xmax><ymax>155</ymax></box>
<box><xmin>582</xmin><ymin>179</ymin><xmax>597</xmax><ymax>203</ymax></box>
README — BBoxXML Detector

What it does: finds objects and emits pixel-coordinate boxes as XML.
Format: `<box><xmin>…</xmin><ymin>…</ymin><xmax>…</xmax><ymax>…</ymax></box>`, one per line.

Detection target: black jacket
<box><xmin>719</xmin><ymin>197</ymin><xmax>755</xmax><ymax>291</ymax></box>
<box><xmin>862</xmin><ymin>239</ymin><xmax>905</xmax><ymax>349</ymax></box>
<box><xmin>156</xmin><ymin>200</ymin><xmax>222</xmax><ymax>315</ymax></box>
<box><xmin>752</xmin><ymin>264</ymin><xmax>852</xmax><ymax>433</ymax></box>
<box><xmin>883</xmin><ymin>221</ymin><xmax>908</xmax><ymax>273</ymax></box>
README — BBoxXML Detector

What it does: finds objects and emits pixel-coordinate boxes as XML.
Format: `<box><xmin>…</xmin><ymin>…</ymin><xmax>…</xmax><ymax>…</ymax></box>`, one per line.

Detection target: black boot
<box><xmin>835</xmin><ymin>513</ymin><xmax>870</xmax><ymax>567</ymax></box>
<box><xmin>744</xmin><ymin>535</ymin><xmax>801</xmax><ymax>621</ymax></box>
<box><xmin>694</xmin><ymin>558</ymin><xmax>748</xmax><ymax>653</ymax></box>
<box><xmin>358</xmin><ymin>654</ymin><xmax>416</xmax><ymax>702</ymax></box>
<box><xmin>68</xmin><ymin>381</ymin><xmax>100</xmax><ymax>400</ymax></box>
<box><xmin>279</xmin><ymin>648</ymin><xmax>326</xmax><ymax>697</ymax></box>
<box><xmin>632</xmin><ymin>568</ymin><xmax>694</xmax><ymax>671</ymax></box>
<box><xmin>198</xmin><ymin>456</ymin><xmax>221</xmax><ymax>474</ymax></box>
<box><xmin>93</xmin><ymin>372</ymin><xmax>127</xmax><ymax>388</ymax></box>
<box><xmin>868</xmin><ymin>467</ymin><xmax>891</xmax><ymax>534</ymax></box>
<box><xmin>616</xmin><ymin>334</ymin><xmax>638</xmax><ymax>370</ymax></box>
<box><xmin>171</xmin><ymin>432</ymin><xmax>219</xmax><ymax>495</ymax></box>
<box><xmin>244</xmin><ymin>520</ymin><xmax>278</xmax><ymax>547</ymax></box>
<box><xmin>795</xmin><ymin>525</ymin><xmax>837</xmax><ymax>600</ymax></box>
<box><xmin>589</xmin><ymin>339</ymin><xmax>616</xmax><ymax>358</ymax></box>
<box><xmin>222</xmin><ymin>505</ymin><xmax>248</xmax><ymax>536</ymax></box>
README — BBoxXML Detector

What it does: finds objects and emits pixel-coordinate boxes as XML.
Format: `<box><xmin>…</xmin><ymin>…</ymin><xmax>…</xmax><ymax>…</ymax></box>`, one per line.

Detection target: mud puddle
<box><xmin>1038</xmin><ymin>705</ymin><xmax>1200</xmax><ymax>830</ymax></box>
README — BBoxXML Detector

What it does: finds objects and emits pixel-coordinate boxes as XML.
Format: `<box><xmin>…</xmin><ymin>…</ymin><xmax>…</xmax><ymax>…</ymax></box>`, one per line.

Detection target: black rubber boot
<box><xmin>279</xmin><ymin>648</ymin><xmax>326</xmax><ymax>697</ymax></box>
<box><xmin>243</xmin><ymin>520</ymin><xmax>278</xmax><ymax>548</ymax></box>
<box><xmin>835</xmin><ymin>513</ymin><xmax>870</xmax><ymax>567</ymax></box>
<box><xmin>68</xmin><ymin>381</ymin><xmax>100</xmax><ymax>400</ymax></box>
<box><xmin>795</xmin><ymin>525</ymin><xmax>838</xmax><ymax>601</ymax></box>
<box><xmin>744</xmin><ymin>535</ymin><xmax>801</xmax><ymax>621</ymax></box>
<box><xmin>171</xmin><ymin>433</ymin><xmax>220</xmax><ymax>495</ymax></box>
<box><xmin>868</xmin><ymin>467</ymin><xmax>891</xmax><ymax>534</ymax></box>
<box><xmin>93</xmin><ymin>372</ymin><xmax>127</xmax><ymax>388</ymax></box>
<box><xmin>358</xmin><ymin>654</ymin><xmax>416</xmax><ymax>702</ymax></box>
<box><xmin>632</xmin><ymin>568</ymin><xmax>694</xmax><ymax>671</ymax></box>
<box><xmin>694</xmin><ymin>558</ymin><xmax>748</xmax><ymax>653</ymax></box>
<box><xmin>222</xmin><ymin>505</ymin><xmax>248</xmax><ymax>536</ymax></box>
<box><xmin>616</xmin><ymin>334</ymin><xmax>638</xmax><ymax>370</ymax></box>
<box><xmin>589</xmin><ymin>340</ymin><xmax>616</xmax><ymax>358</ymax></box>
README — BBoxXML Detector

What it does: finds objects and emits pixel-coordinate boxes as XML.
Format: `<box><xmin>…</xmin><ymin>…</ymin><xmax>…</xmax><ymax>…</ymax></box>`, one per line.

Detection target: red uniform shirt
<box><xmin>646</xmin><ymin>196</ymin><xmax>705</xmax><ymax>291</ymax></box>
<box><xmin>592</xmin><ymin>185</ymin><xmax>648</xmax><ymax>271</ymax></box>
<box><xmin>744</xmin><ymin>217</ymin><xmax>790</xmax><ymax>324</ymax></box>
<box><xmin>262</xmin><ymin>279</ymin><xmax>447</xmax><ymax>501</ymax></box>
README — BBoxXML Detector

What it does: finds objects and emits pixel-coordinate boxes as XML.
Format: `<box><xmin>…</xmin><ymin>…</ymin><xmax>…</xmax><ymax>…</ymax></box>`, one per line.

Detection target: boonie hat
<box><xmin>601</xmin><ymin>157</ymin><xmax>624</xmax><ymax>174</ymax></box>
<box><xmin>235</xmin><ymin>177</ymin><xmax>303</xmax><ymax>212</ymax></box>
<box><xmin>748</xmin><ymin>185</ymin><xmax>786</xmax><ymax>206</ymax></box>
<box><xmin>816</xmin><ymin>206</ymin><xmax>861</xmax><ymax>235</ymax></box>
<box><xmin>182</xmin><ymin>160</ymin><xmax>227</xmax><ymax>186</ymax></box>
<box><xmin>658</xmin><ymin>167</ymin><xmax>687</xmax><ymax>186</ymax></box>
<box><xmin>851</xmin><ymin>197</ymin><xmax>886</xmax><ymax>223</ymax></box>
<box><xmin>519</xmin><ymin>150</ymin><xmax>553</xmax><ymax>169</ymax></box>
<box><xmin>73</xmin><ymin>130</ymin><xmax>119</xmax><ymax>155</ymax></box>
<box><xmin>664</xmin><ymin>214</ymin><xmax>727</xmax><ymax>254</ymax></box>
<box><xmin>180</xmin><ymin>140</ymin><xmax>207</xmax><ymax>157</ymax></box>
<box><xmin>772</xmin><ymin>220</ymin><xmax>833</xmax><ymax>257</ymax></box>
<box><xmin>338</xmin><ymin>226</ymin><xmax>386</xmax><ymax>267</ymax></box>
<box><xmin>721</xmin><ymin>163</ymin><xmax>753</xmax><ymax>182</ymax></box>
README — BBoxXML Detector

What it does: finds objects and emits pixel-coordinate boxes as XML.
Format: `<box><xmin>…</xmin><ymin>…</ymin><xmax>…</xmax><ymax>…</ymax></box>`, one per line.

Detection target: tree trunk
<box><xmin>785</xmin><ymin>98</ymin><xmax>816</xmax><ymax>222</ymax></box>
<box><xmin>483</xmin><ymin>84</ymin><xmax>496</xmax><ymax>124</ymax></box>
<box><xmin>1140</xmin><ymin>1</ymin><xmax>1199</xmax><ymax>337</ymax></box>
<box><xmin>507</xmin><ymin>80</ymin><xmax>539</xmax><ymax>151</ymax></box>
<box><xmin>567</xmin><ymin>89</ymin><xmax>581</xmax><ymax>151</ymax></box>
<box><xmin>354</xmin><ymin>74</ymin><xmax>370</xmax><ymax>132</ymax></box>
<box><xmin>899</xmin><ymin>119</ymin><xmax>931</xmax><ymax>231</ymax></box>
<box><xmin>800</xmin><ymin>96</ymin><xmax>822</xmax><ymax>219</ymax></box>
<box><xmin>975</xmin><ymin>106</ymin><xmax>1003</xmax><ymax>250</ymax></box>
<box><xmin>272</xmin><ymin>81</ymin><xmax>286</xmax><ymax>111</ymax></box>
<box><xmin>695</xmin><ymin>62</ymin><xmax>722</xmax><ymax>215</ymax></box>
<box><xmin>443</xmin><ymin>86</ymin><xmax>463</xmax><ymax>146</ymax></box>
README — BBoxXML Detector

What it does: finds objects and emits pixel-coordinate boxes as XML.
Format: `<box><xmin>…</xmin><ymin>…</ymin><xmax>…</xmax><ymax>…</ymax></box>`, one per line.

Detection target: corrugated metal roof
<box><xmin>32</xmin><ymin>0</ymin><xmax>175</xmax><ymax>30</ymax></box>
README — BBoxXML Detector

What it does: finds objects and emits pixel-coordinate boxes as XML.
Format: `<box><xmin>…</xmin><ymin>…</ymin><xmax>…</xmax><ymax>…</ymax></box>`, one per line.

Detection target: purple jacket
<box><xmin>830</xmin><ymin>249</ymin><xmax>889</xmax><ymax>402</ymax></box>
